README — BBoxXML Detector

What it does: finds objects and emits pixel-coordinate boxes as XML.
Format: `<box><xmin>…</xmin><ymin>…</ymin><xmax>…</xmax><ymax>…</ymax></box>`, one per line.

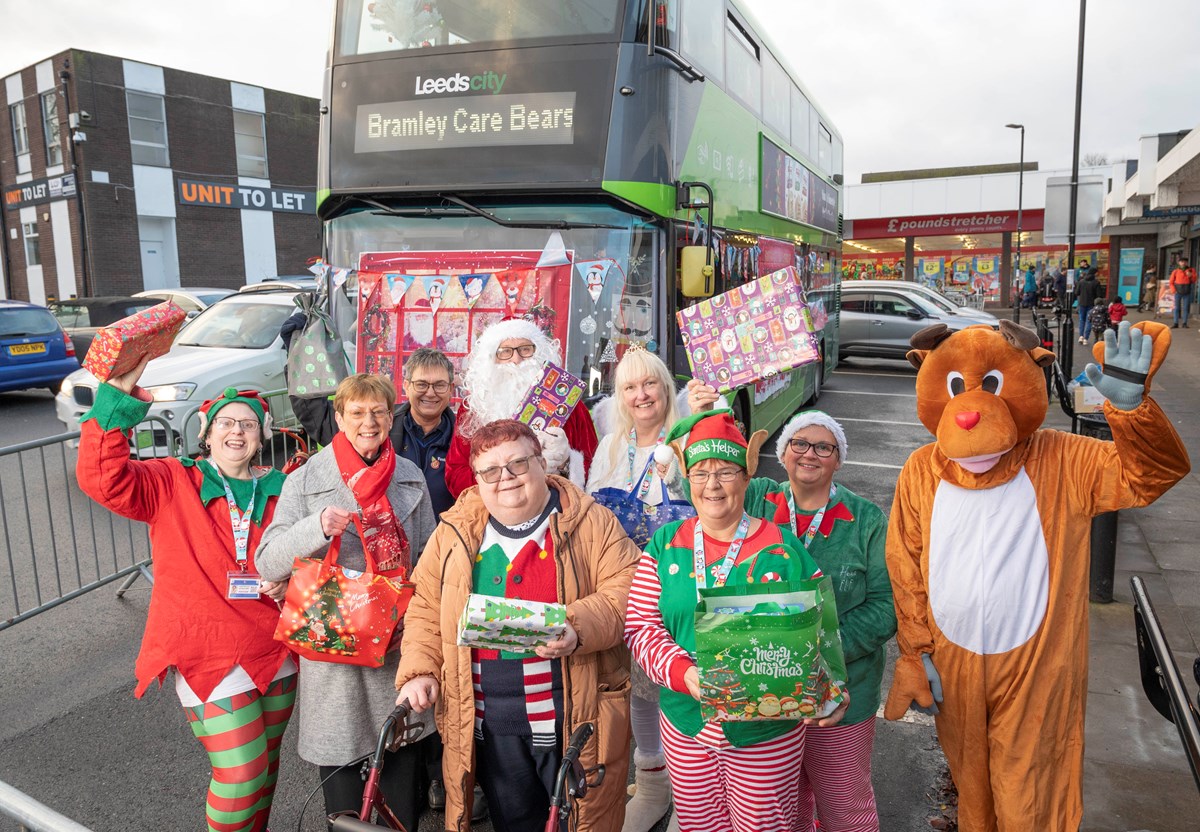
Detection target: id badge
<box><xmin>227</xmin><ymin>571</ymin><xmax>262</xmax><ymax>600</ymax></box>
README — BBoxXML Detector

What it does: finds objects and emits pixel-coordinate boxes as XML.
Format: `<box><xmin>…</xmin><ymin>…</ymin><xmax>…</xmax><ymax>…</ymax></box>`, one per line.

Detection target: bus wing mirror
<box><xmin>681</xmin><ymin>246</ymin><xmax>715</xmax><ymax>298</ymax></box>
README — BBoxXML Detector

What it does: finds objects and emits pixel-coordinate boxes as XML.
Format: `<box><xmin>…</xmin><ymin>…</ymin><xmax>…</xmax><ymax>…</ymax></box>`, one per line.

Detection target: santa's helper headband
<box><xmin>774</xmin><ymin>410</ymin><xmax>848</xmax><ymax>469</ymax></box>
<box><xmin>197</xmin><ymin>387</ymin><xmax>273</xmax><ymax>441</ymax></box>
<box><xmin>658</xmin><ymin>409</ymin><xmax>769</xmax><ymax>476</ymax></box>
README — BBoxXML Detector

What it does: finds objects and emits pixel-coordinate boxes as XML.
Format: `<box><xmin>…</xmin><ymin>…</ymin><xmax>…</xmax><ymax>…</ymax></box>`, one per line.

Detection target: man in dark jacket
<box><xmin>1074</xmin><ymin>268</ymin><xmax>1102</xmax><ymax>344</ymax></box>
<box><xmin>290</xmin><ymin>348</ymin><xmax>457</xmax><ymax>517</ymax></box>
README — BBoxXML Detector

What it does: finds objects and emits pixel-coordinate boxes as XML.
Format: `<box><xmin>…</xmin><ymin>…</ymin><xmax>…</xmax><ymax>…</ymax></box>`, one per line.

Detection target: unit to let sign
<box><xmin>176</xmin><ymin>179</ymin><xmax>314</xmax><ymax>214</ymax></box>
<box><xmin>3</xmin><ymin>173</ymin><xmax>77</xmax><ymax>210</ymax></box>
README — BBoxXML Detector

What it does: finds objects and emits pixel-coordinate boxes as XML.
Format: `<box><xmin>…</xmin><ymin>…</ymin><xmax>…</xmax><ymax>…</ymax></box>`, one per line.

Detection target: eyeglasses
<box><xmin>686</xmin><ymin>468</ymin><xmax>745</xmax><ymax>485</ymax></box>
<box><xmin>212</xmin><ymin>417</ymin><xmax>260</xmax><ymax>432</ymax></box>
<box><xmin>342</xmin><ymin>408</ymin><xmax>392</xmax><ymax>422</ymax></box>
<box><xmin>475</xmin><ymin>454</ymin><xmax>541</xmax><ymax>484</ymax></box>
<box><xmin>406</xmin><ymin>379</ymin><xmax>452</xmax><ymax>394</ymax></box>
<box><xmin>788</xmin><ymin>439</ymin><xmax>838</xmax><ymax>458</ymax></box>
<box><xmin>495</xmin><ymin>343</ymin><xmax>537</xmax><ymax>361</ymax></box>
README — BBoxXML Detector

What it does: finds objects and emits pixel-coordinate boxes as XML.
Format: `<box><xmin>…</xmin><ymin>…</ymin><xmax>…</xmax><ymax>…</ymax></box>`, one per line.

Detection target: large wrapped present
<box><xmin>695</xmin><ymin>578</ymin><xmax>847</xmax><ymax>722</ymax></box>
<box><xmin>512</xmin><ymin>361</ymin><xmax>586</xmax><ymax>432</ymax></box>
<box><xmin>83</xmin><ymin>300</ymin><xmax>187</xmax><ymax>382</ymax></box>
<box><xmin>677</xmin><ymin>266</ymin><xmax>820</xmax><ymax>394</ymax></box>
<box><xmin>456</xmin><ymin>593</ymin><xmax>568</xmax><ymax>654</ymax></box>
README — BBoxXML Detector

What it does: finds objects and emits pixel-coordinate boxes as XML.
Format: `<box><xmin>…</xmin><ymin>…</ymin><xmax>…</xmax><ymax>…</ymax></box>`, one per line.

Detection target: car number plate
<box><xmin>8</xmin><ymin>342</ymin><xmax>47</xmax><ymax>356</ymax></box>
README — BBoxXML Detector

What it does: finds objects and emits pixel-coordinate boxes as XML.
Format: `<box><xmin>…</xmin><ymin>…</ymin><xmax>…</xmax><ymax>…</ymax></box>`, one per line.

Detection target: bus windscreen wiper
<box><xmin>358</xmin><ymin>195</ymin><xmax>623</xmax><ymax>230</ymax></box>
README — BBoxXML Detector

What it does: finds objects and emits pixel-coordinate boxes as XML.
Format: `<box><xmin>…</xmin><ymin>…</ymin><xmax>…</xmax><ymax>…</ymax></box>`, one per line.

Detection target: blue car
<box><xmin>0</xmin><ymin>300</ymin><xmax>81</xmax><ymax>394</ymax></box>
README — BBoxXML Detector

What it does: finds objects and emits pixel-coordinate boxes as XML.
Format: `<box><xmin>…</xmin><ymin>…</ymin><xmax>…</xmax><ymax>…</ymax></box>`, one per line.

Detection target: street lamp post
<box><xmin>1006</xmin><ymin>123</ymin><xmax>1025</xmax><ymax>311</ymax></box>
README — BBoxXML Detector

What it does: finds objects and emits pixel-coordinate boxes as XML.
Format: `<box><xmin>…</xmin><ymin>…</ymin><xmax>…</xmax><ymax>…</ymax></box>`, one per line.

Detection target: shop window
<box><xmin>790</xmin><ymin>85</ymin><xmax>810</xmax><ymax>158</ymax></box>
<box><xmin>10</xmin><ymin>103</ymin><xmax>29</xmax><ymax>156</ymax></box>
<box><xmin>22</xmin><ymin>221</ymin><xmax>41</xmax><ymax>266</ymax></box>
<box><xmin>724</xmin><ymin>15</ymin><xmax>760</xmax><ymax>115</ymax></box>
<box><xmin>680</xmin><ymin>0</ymin><xmax>724</xmax><ymax>85</ymax></box>
<box><xmin>126</xmin><ymin>90</ymin><xmax>170</xmax><ymax>167</ymax></box>
<box><xmin>41</xmin><ymin>92</ymin><xmax>62</xmax><ymax>167</ymax></box>
<box><xmin>233</xmin><ymin>109</ymin><xmax>269</xmax><ymax>179</ymax></box>
<box><xmin>761</xmin><ymin>51</ymin><xmax>789</xmax><ymax>138</ymax></box>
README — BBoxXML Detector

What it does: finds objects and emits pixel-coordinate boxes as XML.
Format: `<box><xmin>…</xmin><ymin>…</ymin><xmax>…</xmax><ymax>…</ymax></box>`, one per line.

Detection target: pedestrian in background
<box><xmin>1074</xmin><ymin>268</ymin><xmax>1101</xmax><ymax>344</ymax></box>
<box><xmin>1108</xmin><ymin>297</ymin><xmax>1128</xmax><ymax>332</ymax></box>
<box><xmin>1139</xmin><ymin>267</ymin><xmax>1157</xmax><ymax>312</ymax></box>
<box><xmin>1170</xmin><ymin>256</ymin><xmax>1196</xmax><ymax>328</ymax></box>
<box><xmin>77</xmin><ymin>361</ymin><xmax>296</xmax><ymax>832</ymax></box>
<box><xmin>1022</xmin><ymin>266</ymin><xmax>1038</xmax><ymax>308</ymax></box>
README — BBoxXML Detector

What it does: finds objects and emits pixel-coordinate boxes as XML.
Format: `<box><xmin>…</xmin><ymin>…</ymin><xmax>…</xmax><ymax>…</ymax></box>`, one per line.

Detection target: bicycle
<box><xmin>544</xmin><ymin>722</ymin><xmax>606</xmax><ymax>832</ymax></box>
<box><xmin>326</xmin><ymin>700</ymin><xmax>427</xmax><ymax>831</ymax></box>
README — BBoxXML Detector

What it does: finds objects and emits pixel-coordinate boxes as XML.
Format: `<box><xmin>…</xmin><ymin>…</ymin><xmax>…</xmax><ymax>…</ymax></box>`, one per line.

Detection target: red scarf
<box><xmin>331</xmin><ymin>433</ymin><xmax>410</xmax><ymax>576</ymax></box>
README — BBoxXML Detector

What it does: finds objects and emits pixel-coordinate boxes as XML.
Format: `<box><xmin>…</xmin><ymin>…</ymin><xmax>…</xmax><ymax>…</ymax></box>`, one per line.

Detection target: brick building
<box><xmin>1</xmin><ymin>49</ymin><xmax>319</xmax><ymax>304</ymax></box>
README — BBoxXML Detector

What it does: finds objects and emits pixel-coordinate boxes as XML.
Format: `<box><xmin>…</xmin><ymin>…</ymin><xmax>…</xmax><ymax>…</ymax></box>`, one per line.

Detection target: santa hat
<box><xmin>475</xmin><ymin>317</ymin><xmax>552</xmax><ymax>354</ymax></box>
<box><xmin>197</xmin><ymin>387</ymin><xmax>273</xmax><ymax>441</ymax></box>
<box><xmin>775</xmin><ymin>410</ymin><xmax>847</xmax><ymax>469</ymax></box>
<box><xmin>663</xmin><ymin>409</ymin><xmax>769</xmax><ymax>475</ymax></box>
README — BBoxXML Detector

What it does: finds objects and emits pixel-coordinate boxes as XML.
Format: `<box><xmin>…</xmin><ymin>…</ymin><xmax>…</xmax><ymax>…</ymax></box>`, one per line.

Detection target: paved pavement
<box><xmin>2</xmin><ymin>311</ymin><xmax>1199</xmax><ymax>830</ymax></box>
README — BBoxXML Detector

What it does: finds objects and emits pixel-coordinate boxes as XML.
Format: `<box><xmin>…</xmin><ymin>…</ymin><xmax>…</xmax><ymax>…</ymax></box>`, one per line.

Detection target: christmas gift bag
<box><xmin>512</xmin><ymin>361</ymin><xmax>586</xmax><ymax>432</ymax></box>
<box><xmin>694</xmin><ymin>578</ymin><xmax>847</xmax><ymax>722</ymax></box>
<box><xmin>83</xmin><ymin>300</ymin><xmax>187</xmax><ymax>382</ymax></box>
<box><xmin>677</xmin><ymin>266</ymin><xmax>820</xmax><ymax>394</ymax></box>
<box><xmin>273</xmin><ymin>531</ymin><xmax>415</xmax><ymax>667</ymax></box>
<box><xmin>456</xmin><ymin>594</ymin><xmax>568</xmax><ymax>654</ymax></box>
<box><xmin>592</xmin><ymin>458</ymin><xmax>696</xmax><ymax>550</ymax></box>
<box><xmin>287</xmin><ymin>289</ymin><xmax>352</xmax><ymax>399</ymax></box>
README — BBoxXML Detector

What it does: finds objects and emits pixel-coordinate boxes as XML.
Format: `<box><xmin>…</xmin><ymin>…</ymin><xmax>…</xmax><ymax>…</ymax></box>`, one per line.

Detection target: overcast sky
<box><xmin>2</xmin><ymin>0</ymin><xmax>1197</xmax><ymax>183</ymax></box>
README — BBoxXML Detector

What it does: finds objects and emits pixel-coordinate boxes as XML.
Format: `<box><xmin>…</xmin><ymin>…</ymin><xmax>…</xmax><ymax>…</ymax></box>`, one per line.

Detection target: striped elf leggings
<box><xmin>184</xmin><ymin>674</ymin><xmax>298</xmax><ymax>832</ymax></box>
<box><xmin>660</xmin><ymin>715</ymin><xmax>805</xmax><ymax>832</ymax></box>
<box><xmin>796</xmin><ymin>718</ymin><xmax>879</xmax><ymax>832</ymax></box>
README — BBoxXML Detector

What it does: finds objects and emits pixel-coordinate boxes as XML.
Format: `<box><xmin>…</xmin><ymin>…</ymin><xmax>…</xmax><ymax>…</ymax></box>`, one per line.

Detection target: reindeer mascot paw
<box><xmin>885</xmin><ymin>320</ymin><xmax>1188</xmax><ymax>832</ymax></box>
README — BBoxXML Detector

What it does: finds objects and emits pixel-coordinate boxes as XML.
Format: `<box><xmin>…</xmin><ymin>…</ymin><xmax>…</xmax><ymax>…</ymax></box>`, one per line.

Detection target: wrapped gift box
<box><xmin>456</xmin><ymin>593</ymin><xmax>568</xmax><ymax>653</ymax></box>
<box><xmin>512</xmin><ymin>361</ymin><xmax>586</xmax><ymax>432</ymax></box>
<box><xmin>677</xmin><ymin>266</ymin><xmax>820</xmax><ymax>394</ymax></box>
<box><xmin>695</xmin><ymin>580</ymin><xmax>847</xmax><ymax>722</ymax></box>
<box><xmin>83</xmin><ymin>300</ymin><xmax>187</xmax><ymax>382</ymax></box>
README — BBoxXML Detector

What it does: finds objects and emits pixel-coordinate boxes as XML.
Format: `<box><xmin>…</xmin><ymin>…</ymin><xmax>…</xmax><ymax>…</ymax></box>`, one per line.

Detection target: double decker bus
<box><xmin>321</xmin><ymin>0</ymin><xmax>844</xmax><ymax>437</ymax></box>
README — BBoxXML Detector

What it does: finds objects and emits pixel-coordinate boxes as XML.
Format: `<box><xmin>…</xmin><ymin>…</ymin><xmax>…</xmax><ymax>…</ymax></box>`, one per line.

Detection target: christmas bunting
<box><xmin>459</xmin><ymin>273</ymin><xmax>488</xmax><ymax>308</ymax></box>
<box><xmin>422</xmin><ymin>275</ymin><xmax>449</xmax><ymax>312</ymax></box>
<box><xmin>576</xmin><ymin>259</ymin><xmax>613</xmax><ymax>305</ymax></box>
<box><xmin>536</xmin><ymin>230</ymin><xmax>571</xmax><ymax>267</ymax></box>
<box><xmin>385</xmin><ymin>274</ymin><xmax>416</xmax><ymax>308</ymax></box>
<box><xmin>495</xmin><ymin>269</ymin><xmax>531</xmax><ymax>311</ymax></box>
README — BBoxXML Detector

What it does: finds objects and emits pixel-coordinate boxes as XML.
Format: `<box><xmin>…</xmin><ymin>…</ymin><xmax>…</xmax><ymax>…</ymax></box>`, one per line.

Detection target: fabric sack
<box><xmin>273</xmin><ymin>529</ymin><xmax>415</xmax><ymax>667</ymax></box>
<box><xmin>287</xmin><ymin>290</ymin><xmax>351</xmax><ymax>399</ymax></box>
<box><xmin>694</xmin><ymin>577</ymin><xmax>847</xmax><ymax>722</ymax></box>
<box><xmin>592</xmin><ymin>459</ymin><xmax>696</xmax><ymax>550</ymax></box>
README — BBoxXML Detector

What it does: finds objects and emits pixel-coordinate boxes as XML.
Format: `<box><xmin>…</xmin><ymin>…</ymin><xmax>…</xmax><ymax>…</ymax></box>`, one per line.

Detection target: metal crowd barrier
<box><xmin>1132</xmin><ymin>575</ymin><xmax>1200</xmax><ymax>791</ymax></box>
<box><xmin>0</xmin><ymin>390</ymin><xmax>307</xmax><ymax>633</ymax></box>
<box><xmin>0</xmin><ymin>780</ymin><xmax>93</xmax><ymax>832</ymax></box>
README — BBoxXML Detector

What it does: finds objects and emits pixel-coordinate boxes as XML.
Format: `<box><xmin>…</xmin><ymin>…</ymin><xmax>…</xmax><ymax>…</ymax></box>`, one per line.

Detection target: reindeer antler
<box><xmin>909</xmin><ymin>324</ymin><xmax>954</xmax><ymax>350</ymax></box>
<box><xmin>999</xmin><ymin>320</ymin><xmax>1040</xmax><ymax>351</ymax></box>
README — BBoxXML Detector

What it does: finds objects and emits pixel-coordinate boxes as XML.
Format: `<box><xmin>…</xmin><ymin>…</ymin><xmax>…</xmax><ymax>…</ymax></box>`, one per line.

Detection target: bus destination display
<box><xmin>356</xmin><ymin>92</ymin><xmax>576</xmax><ymax>153</ymax></box>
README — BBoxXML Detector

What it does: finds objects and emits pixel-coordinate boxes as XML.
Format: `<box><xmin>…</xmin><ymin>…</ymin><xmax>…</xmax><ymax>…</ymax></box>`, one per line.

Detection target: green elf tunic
<box><xmin>641</xmin><ymin>516</ymin><xmax>823</xmax><ymax>747</ymax></box>
<box><xmin>743</xmin><ymin>479</ymin><xmax>895</xmax><ymax>725</ymax></box>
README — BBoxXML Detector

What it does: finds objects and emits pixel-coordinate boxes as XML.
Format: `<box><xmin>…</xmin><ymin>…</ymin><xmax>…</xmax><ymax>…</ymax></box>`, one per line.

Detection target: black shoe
<box><xmin>1184</xmin><ymin>323</ymin><xmax>1189</xmax><ymax>328</ymax></box>
<box><xmin>471</xmin><ymin>786</ymin><xmax>489</xmax><ymax>822</ymax></box>
<box><xmin>1172</xmin><ymin>324</ymin><xmax>1179</xmax><ymax>328</ymax></box>
<box><xmin>428</xmin><ymin>779</ymin><xmax>446</xmax><ymax>810</ymax></box>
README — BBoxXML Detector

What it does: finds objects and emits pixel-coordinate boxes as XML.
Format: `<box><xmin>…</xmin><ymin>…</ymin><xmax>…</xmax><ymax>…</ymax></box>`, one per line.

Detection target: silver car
<box><xmin>847</xmin><ymin>280</ymin><xmax>999</xmax><ymax>326</ymax></box>
<box><xmin>839</xmin><ymin>285</ymin><xmax>991</xmax><ymax>360</ymax></box>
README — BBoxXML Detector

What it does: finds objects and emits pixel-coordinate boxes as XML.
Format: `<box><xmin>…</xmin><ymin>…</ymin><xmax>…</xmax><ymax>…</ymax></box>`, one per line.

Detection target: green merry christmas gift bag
<box><xmin>694</xmin><ymin>578</ymin><xmax>847</xmax><ymax>722</ymax></box>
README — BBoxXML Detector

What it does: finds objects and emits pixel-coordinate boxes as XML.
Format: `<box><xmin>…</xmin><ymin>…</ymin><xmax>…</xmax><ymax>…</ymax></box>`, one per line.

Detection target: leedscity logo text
<box><xmin>415</xmin><ymin>71</ymin><xmax>507</xmax><ymax>96</ymax></box>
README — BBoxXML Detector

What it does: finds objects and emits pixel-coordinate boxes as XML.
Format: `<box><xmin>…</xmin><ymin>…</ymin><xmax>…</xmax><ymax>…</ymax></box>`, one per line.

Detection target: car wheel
<box><xmin>804</xmin><ymin>349</ymin><xmax>825</xmax><ymax>407</ymax></box>
<box><xmin>731</xmin><ymin>392</ymin><xmax>750</xmax><ymax>439</ymax></box>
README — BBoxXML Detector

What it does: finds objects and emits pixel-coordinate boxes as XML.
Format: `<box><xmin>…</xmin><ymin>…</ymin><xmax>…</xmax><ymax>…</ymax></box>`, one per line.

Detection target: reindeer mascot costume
<box><xmin>884</xmin><ymin>320</ymin><xmax>1189</xmax><ymax>831</ymax></box>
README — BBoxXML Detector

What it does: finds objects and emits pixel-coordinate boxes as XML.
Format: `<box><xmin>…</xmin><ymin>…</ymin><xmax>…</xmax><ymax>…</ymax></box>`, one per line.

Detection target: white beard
<box><xmin>462</xmin><ymin>360</ymin><xmax>545</xmax><ymax>435</ymax></box>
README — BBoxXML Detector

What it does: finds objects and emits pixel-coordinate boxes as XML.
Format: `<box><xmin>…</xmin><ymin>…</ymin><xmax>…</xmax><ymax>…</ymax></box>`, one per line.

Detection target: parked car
<box><xmin>48</xmin><ymin>296</ymin><xmax>162</xmax><ymax>358</ymax></box>
<box><xmin>847</xmin><ymin>280</ymin><xmax>999</xmax><ymax>325</ymax></box>
<box><xmin>133</xmin><ymin>287</ymin><xmax>235</xmax><ymax>318</ymax></box>
<box><xmin>839</xmin><ymin>285</ymin><xmax>995</xmax><ymax>360</ymax></box>
<box><xmin>56</xmin><ymin>291</ymin><xmax>302</xmax><ymax>456</ymax></box>
<box><xmin>238</xmin><ymin>276</ymin><xmax>319</xmax><ymax>293</ymax></box>
<box><xmin>0</xmin><ymin>300</ymin><xmax>80</xmax><ymax>394</ymax></box>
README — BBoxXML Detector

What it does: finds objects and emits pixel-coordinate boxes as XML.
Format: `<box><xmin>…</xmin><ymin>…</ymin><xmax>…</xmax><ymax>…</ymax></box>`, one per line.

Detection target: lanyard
<box><xmin>787</xmin><ymin>484</ymin><xmax>837</xmax><ymax>548</ymax></box>
<box><xmin>218</xmin><ymin>471</ymin><xmax>258</xmax><ymax>570</ymax></box>
<box><xmin>627</xmin><ymin>426</ymin><xmax>666</xmax><ymax>501</ymax></box>
<box><xmin>693</xmin><ymin>513</ymin><xmax>752</xmax><ymax>589</ymax></box>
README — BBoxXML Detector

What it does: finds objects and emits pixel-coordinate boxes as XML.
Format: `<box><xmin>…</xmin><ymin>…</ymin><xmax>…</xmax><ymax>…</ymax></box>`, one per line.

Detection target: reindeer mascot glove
<box><xmin>885</xmin><ymin>319</ymin><xmax>1188</xmax><ymax>832</ymax></box>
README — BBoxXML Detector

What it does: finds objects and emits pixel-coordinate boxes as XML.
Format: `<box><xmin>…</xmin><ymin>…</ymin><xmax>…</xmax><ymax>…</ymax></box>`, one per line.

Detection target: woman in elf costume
<box><xmin>257</xmin><ymin>373</ymin><xmax>437</xmax><ymax>832</ymax></box>
<box><xmin>746</xmin><ymin>411</ymin><xmax>893</xmax><ymax>832</ymax></box>
<box><xmin>76</xmin><ymin>357</ymin><xmax>296</xmax><ymax>832</ymax></box>
<box><xmin>624</xmin><ymin>410</ymin><xmax>848</xmax><ymax>832</ymax></box>
<box><xmin>585</xmin><ymin>347</ymin><xmax>686</xmax><ymax>832</ymax></box>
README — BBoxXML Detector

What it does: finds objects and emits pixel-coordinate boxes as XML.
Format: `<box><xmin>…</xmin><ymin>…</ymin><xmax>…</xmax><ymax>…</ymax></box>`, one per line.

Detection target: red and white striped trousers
<box><xmin>796</xmin><ymin>718</ymin><xmax>879</xmax><ymax>832</ymax></box>
<box><xmin>660</xmin><ymin>714</ymin><xmax>806</xmax><ymax>832</ymax></box>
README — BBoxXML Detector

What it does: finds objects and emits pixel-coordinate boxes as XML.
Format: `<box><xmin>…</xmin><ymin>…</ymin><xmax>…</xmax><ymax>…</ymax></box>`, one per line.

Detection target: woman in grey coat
<box><xmin>258</xmin><ymin>373</ymin><xmax>436</xmax><ymax>830</ymax></box>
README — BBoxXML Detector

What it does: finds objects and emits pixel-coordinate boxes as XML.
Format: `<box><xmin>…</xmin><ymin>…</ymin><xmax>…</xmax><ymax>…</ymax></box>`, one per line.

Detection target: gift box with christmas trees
<box><xmin>456</xmin><ymin>593</ymin><xmax>568</xmax><ymax>653</ymax></box>
<box><xmin>694</xmin><ymin>578</ymin><xmax>847</xmax><ymax>721</ymax></box>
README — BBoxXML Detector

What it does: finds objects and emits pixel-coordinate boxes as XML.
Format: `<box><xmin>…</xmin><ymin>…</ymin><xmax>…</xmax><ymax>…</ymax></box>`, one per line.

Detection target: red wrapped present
<box><xmin>83</xmin><ymin>300</ymin><xmax>187</xmax><ymax>382</ymax></box>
